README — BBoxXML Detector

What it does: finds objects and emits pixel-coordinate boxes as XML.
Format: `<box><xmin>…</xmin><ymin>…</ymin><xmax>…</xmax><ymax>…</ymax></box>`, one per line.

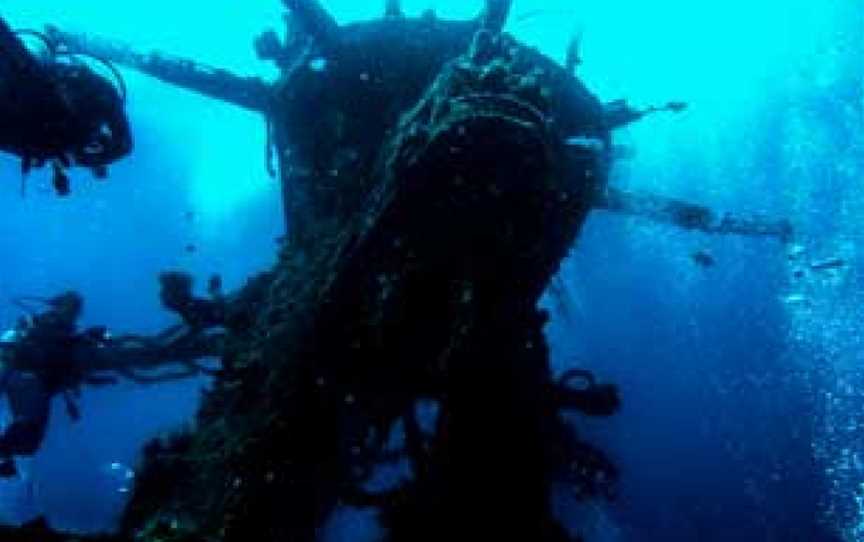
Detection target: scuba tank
<box><xmin>0</xmin><ymin>17</ymin><xmax>132</xmax><ymax>195</ymax></box>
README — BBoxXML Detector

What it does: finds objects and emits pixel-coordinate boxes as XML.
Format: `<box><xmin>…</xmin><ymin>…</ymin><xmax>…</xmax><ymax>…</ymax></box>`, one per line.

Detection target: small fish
<box><xmin>810</xmin><ymin>257</ymin><xmax>845</xmax><ymax>271</ymax></box>
<box><xmin>185</xmin><ymin>244</ymin><xmax>197</xmax><ymax>253</ymax></box>
<box><xmin>92</xmin><ymin>165</ymin><xmax>108</xmax><ymax>179</ymax></box>
<box><xmin>691</xmin><ymin>249</ymin><xmax>715</xmax><ymax>268</ymax></box>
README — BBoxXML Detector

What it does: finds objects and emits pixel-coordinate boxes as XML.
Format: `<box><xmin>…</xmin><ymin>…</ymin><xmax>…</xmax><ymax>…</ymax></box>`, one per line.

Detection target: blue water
<box><xmin>1</xmin><ymin>1</ymin><xmax>862</xmax><ymax>540</ymax></box>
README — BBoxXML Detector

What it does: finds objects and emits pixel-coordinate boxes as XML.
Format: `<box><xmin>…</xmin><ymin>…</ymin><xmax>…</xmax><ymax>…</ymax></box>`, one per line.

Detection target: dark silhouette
<box><xmin>0</xmin><ymin>292</ymin><xmax>99</xmax><ymax>476</ymax></box>
<box><xmin>0</xmin><ymin>281</ymin><xmax>228</xmax><ymax>479</ymax></box>
<box><xmin>0</xmin><ymin>17</ymin><xmax>131</xmax><ymax>194</ymax></box>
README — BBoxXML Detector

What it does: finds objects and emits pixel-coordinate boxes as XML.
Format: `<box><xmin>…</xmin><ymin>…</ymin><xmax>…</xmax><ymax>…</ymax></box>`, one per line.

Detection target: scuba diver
<box><xmin>0</xmin><ymin>292</ymin><xmax>109</xmax><ymax>477</ymax></box>
<box><xmin>0</xmin><ymin>16</ymin><xmax>132</xmax><ymax>195</ymax></box>
<box><xmin>0</xmin><ymin>279</ymin><xmax>229</xmax><ymax>478</ymax></box>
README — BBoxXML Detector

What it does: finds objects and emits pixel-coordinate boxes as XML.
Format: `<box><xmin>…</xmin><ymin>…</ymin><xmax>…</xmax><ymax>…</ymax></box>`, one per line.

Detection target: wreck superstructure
<box><xmin>45</xmin><ymin>2</ymin><xmax>792</xmax><ymax>246</ymax></box>
<box><xmin>3</xmin><ymin>1</ymin><xmax>794</xmax><ymax>541</ymax></box>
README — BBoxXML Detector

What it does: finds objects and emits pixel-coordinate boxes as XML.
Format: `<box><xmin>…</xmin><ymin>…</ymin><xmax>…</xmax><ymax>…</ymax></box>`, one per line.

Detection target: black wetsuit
<box><xmin>0</xmin><ymin>16</ymin><xmax>132</xmax><ymax>173</ymax></box>
<box><xmin>0</xmin><ymin>297</ymin><xmax>94</xmax><ymax>471</ymax></box>
<box><xmin>0</xmin><ymin>370</ymin><xmax>52</xmax><ymax>458</ymax></box>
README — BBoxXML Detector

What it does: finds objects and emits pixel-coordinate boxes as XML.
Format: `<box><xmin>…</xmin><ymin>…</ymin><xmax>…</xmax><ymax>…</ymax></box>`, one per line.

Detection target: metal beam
<box><xmin>385</xmin><ymin>0</ymin><xmax>404</xmax><ymax>18</ymax></box>
<box><xmin>282</xmin><ymin>0</ymin><xmax>340</xmax><ymax>48</ymax></box>
<box><xmin>45</xmin><ymin>26</ymin><xmax>271</xmax><ymax>113</ymax></box>
<box><xmin>565</xmin><ymin>30</ymin><xmax>582</xmax><ymax>74</ymax></box>
<box><xmin>596</xmin><ymin>186</ymin><xmax>793</xmax><ymax>242</ymax></box>
<box><xmin>480</xmin><ymin>0</ymin><xmax>513</xmax><ymax>33</ymax></box>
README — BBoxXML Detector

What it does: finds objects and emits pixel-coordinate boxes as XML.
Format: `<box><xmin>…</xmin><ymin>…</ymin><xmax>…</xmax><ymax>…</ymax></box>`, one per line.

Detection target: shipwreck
<box><xmin>0</xmin><ymin>1</ymin><xmax>792</xmax><ymax>540</ymax></box>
